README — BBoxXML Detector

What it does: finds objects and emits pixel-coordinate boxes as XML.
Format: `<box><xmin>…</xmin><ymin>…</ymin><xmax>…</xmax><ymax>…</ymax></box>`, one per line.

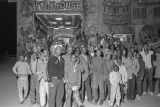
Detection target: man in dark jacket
<box><xmin>136</xmin><ymin>52</ymin><xmax>145</xmax><ymax>100</ymax></box>
<box><xmin>48</xmin><ymin>44</ymin><xmax>65</xmax><ymax>107</ymax></box>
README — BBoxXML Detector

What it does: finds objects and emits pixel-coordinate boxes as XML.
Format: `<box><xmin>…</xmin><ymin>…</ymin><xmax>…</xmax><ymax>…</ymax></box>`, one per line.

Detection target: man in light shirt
<box><xmin>30</xmin><ymin>52</ymin><xmax>40</xmax><ymax>104</ymax></box>
<box><xmin>140</xmin><ymin>43</ymin><xmax>154</xmax><ymax>96</ymax></box>
<box><xmin>37</xmin><ymin>49</ymin><xmax>49</xmax><ymax>107</ymax></box>
<box><xmin>12</xmin><ymin>55</ymin><xmax>31</xmax><ymax>104</ymax></box>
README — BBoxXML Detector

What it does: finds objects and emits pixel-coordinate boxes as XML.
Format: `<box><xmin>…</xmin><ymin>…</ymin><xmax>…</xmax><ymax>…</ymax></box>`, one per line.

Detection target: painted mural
<box><xmin>17</xmin><ymin>0</ymin><xmax>34</xmax><ymax>57</ymax></box>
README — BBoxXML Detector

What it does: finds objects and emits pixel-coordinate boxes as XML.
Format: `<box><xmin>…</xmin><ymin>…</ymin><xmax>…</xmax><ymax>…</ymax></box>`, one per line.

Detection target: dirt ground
<box><xmin>0</xmin><ymin>58</ymin><xmax>160</xmax><ymax>107</ymax></box>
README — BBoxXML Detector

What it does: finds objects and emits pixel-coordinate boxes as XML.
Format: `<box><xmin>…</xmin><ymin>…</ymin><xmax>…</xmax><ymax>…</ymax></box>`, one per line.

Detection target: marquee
<box><xmin>34</xmin><ymin>0</ymin><xmax>82</xmax><ymax>14</ymax></box>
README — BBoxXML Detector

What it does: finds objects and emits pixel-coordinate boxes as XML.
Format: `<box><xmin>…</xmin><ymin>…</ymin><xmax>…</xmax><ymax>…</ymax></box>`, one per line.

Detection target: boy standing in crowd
<box><xmin>65</xmin><ymin>54</ymin><xmax>83</xmax><ymax>107</ymax></box>
<box><xmin>30</xmin><ymin>53</ymin><xmax>40</xmax><ymax>104</ymax></box>
<box><xmin>140</xmin><ymin>44</ymin><xmax>154</xmax><ymax>96</ymax></box>
<box><xmin>109</xmin><ymin>65</ymin><xmax>122</xmax><ymax>107</ymax></box>
<box><xmin>48</xmin><ymin>44</ymin><xmax>65</xmax><ymax>107</ymax></box>
<box><xmin>79</xmin><ymin>46</ymin><xmax>90</xmax><ymax>102</ymax></box>
<box><xmin>12</xmin><ymin>55</ymin><xmax>31</xmax><ymax>104</ymax></box>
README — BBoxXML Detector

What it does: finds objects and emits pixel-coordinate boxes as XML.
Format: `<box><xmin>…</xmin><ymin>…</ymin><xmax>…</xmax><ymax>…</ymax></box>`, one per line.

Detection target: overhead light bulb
<box><xmin>55</xmin><ymin>17</ymin><xmax>62</xmax><ymax>21</ymax></box>
<box><xmin>65</xmin><ymin>22</ymin><xmax>71</xmax><ymax>25</ymax></box>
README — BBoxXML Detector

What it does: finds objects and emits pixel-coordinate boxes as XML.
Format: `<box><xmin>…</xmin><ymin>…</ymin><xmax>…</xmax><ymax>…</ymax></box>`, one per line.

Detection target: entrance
<box><xmin>34</xmin><ymin>0</ymin><xmax>82</xmax><ymax>46</ymax></box>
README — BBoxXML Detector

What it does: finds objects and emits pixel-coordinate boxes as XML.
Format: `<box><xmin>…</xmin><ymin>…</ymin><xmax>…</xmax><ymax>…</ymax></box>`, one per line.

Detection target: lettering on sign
<box><xmin>34</xmin><ymin>0</ymin><xmax>82</xmax><ymax>13</ymax></box>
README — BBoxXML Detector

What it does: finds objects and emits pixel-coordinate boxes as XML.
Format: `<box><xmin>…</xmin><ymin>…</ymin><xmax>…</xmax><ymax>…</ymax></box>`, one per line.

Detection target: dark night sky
<box><xmin>0</xmin><ymin>1</ymin><xmax>16</xmax><ymax>56</ymax></box>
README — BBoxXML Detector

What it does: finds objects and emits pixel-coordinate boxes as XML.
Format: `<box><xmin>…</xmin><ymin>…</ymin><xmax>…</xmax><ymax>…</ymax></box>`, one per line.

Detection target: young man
<box><xmin>37</xmin><ymin>49</ymin><xmax>49</xmax><ymax>107</ymax></box>
<box><xmin>12</xmin><ymin>55</ymin><xmax>31</xmax><ymax>104</ymax></box>
<box><xmin>104</xmin><ymin>53</ymin><xmax>115</xmax><ymax>102</ymax></box>
<box><xmin>65</xmin><ymin>54</ymin><xmax>84</xmax><ymax>107</ymax></box>
<box><xmin>30</xmin><ymin>52</ymin><xmax>40</xmax><ymax>104</ymax></box>
<box><xmin>109</xmin><ymin>65</ymin><xmax>122</xmax><ymax>107</ymax></box>
<box><xmin>79</xmin><ymin>46</ymin><xmax>91</xmax><ymax>102</ymax></box>
<box><xmin>90</xmin><ymin>49</ymin><xmax>108</xmax><ymax>105</ymax></box>
<box><xmin>140</xmin><ymin>44</ymin><xmax>154</xmax><ymax>96</ymax></box>
<box><xmin>124</xmin><ymin>51</ymin><xmax>140</xmax><ymax>102</ymax></box>
<box><xmin>48</xmin><ymin>44</ymin><xmax>65</xmax><ymax>107</ymax></box>
<box><xmin>135</xmin><ymin>52</ymin><xmax>145</xmax><ymax>100</ymax></box>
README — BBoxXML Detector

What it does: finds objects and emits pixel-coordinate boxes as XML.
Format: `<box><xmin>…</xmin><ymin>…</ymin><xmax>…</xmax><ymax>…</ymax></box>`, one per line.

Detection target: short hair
<box><xmin>113</xmin><ymin>65</ymin><xmax>119</xmax><ymax>71</ymax></box>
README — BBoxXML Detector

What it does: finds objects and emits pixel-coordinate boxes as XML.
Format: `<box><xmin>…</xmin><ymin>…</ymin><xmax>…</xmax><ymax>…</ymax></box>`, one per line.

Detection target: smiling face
<box><xmin>70</xmin><ymin>54</ymin><xmax>77</xmax><ymax>63</ymax></box>
<box><xmin>55</xmin><ymin>46</ymin><xmax>62</xmax><ymax>56</ymax></box>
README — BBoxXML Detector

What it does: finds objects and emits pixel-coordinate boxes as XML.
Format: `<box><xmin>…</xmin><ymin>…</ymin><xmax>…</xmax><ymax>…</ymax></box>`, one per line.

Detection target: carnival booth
<box><xmin>34</xmin><ymin>0</ymin><xmax>82</xmax><ymax>45</ymax></box>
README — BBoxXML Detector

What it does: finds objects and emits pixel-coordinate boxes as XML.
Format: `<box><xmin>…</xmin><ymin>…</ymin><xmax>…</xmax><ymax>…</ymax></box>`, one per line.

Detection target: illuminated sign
<box><xmin>34</xmin><ymin>0</ymin><xmax>82</xmax><ymax>13</ymax></box>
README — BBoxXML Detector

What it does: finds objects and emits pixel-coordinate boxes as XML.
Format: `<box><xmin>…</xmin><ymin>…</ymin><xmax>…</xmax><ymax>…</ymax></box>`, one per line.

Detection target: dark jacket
<box><xmin>48</xmin><ymin>55</ymin><xmax>64</xmax><ymax>82</ymax></box>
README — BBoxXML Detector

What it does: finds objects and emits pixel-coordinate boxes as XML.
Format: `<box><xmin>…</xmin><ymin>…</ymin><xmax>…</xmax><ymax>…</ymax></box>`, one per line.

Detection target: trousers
<box><xmin>127</xmin><ymin>74</ymin><xmax>136</xmax><ymax>100</ymax></box>
<box><xmin>48</xmin><ymin>78</ymin><xmax>64</xmax><ymax>107</ymax></box>
<box><xmin>39</xmin><ymin>78</ymin><xmax>49</xmax><ymax>107</ymax></box>
<box><xmin>30</xmin><ymin>74</ymin><xmax>40</xmax><ymax>103</ymax></box>
<box><xmin>17</xmin><ymin>76</ymin><xmax>28</xmax><ymax>102</ymax></box>
<box><xmin>80</xmin><ymin>75</ymin><xmax>92</xmax><ymax>102</ymax></box>
<box><xmin>110</xmin><ymin>84</ymin><xmax>121</xmax><ymax>106</ymax></box>
<box><xmin>93</xmin><ymin>74</ymin><xmax>105</xmax><ymax>101</ymax></box>
<box><xmin>143</xmin><ymin>68</ymin><xmax>153</xmax><ymax>92</ymax></box>
<box><xmin>65</xmin><ymin>84</ymin><xmax>82</xmax><ymax>107</ymax></box>
<box><xmin>136</xmin><ymin>77</ymin><xmax>143</xmax><ymax>96</ymax></box>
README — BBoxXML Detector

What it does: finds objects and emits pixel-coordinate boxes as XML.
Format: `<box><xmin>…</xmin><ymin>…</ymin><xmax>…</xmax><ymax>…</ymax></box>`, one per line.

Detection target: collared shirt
<box><xmin>37</xmin><ymin>58</ymin><xmax>48</xmax><ymax>81</ymax></box>
<box><xmin>13</xmin><ymin>61</ymin><xmax>31</xmax><ymax>76</ymax></box>
<box><xmin>140</xmin><ymin>50</ymin><xmax>153</xmax><ymax>69</ymax></box>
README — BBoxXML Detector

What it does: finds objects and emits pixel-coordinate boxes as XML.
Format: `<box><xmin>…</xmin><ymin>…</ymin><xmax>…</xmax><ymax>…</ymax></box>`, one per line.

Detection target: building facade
<box><xmin>83</xmin><ymin>0</ymin><xmax>160</xmax><ymax>43</ymax></box>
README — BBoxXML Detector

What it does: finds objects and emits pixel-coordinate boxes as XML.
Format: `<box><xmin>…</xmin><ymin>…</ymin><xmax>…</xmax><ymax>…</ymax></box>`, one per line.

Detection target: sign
<box><xmin>34</xmin><ymin>0</ymin><xmax>82</xmax><ymax>13</ymax></box>
<box><xmin>54</xmin><ymin>28</ymin><xmax>73</xmax><ymax>35</ymax></box>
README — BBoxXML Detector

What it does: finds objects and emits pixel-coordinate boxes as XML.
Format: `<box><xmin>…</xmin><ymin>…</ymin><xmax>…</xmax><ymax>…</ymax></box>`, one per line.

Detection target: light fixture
<box><xmin>66</xmin><ymin>28</ymin><xmax>71</xmax><ymax>29</ymax></box>
<box><xmin>65</xmin><ymin>22</ymin><xmax>71</xmax><ymax>25</ymax></box>
<box><xmin>55</xmin><ymin>17</ymin><xmax>63</xmax><ymax>21</ymax></box>
<box><xmin>51</xmin><ymin>22</ymin><xmax>57</xmax><ymax>24</ymax></box>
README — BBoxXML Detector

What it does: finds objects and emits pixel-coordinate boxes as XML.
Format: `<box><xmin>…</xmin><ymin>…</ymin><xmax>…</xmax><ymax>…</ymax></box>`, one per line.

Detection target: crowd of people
<box><xmin>12</xmin><ymin>34</ymin><xmax>160</xmax><ymax>107</ymax></box>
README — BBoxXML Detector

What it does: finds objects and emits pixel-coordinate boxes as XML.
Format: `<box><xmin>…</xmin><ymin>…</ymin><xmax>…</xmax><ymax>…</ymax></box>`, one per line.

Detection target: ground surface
<box><xmin>0</xmin><ymin>58</ymin><xmax>160</xmax><ymax>107</ymax></box>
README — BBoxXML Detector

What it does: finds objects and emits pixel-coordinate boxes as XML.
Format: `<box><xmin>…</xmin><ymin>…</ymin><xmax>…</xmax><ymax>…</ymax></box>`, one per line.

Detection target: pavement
<box><xmin>0</xmin><ymin>58</ymin><xmax>160</xmax><ymax>107</ymax></box>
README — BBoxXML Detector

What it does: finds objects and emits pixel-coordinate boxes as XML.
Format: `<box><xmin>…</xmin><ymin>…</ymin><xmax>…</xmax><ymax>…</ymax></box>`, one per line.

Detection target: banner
<box><xmin>34</xmin><ymin>0</ymin><xmax>82</xmax><ymax>14</ymax></box>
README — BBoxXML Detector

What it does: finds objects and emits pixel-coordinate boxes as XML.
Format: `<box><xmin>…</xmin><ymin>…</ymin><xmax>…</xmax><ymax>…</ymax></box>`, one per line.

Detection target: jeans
<box><xmin>30</xmin><ymin>74</ymin><xmax>40</xmax><ymax>103</ymax></box>
<box><xmin>127</xmin><ymin>74</ymin><xmax>136</xmax><ymax>100</ymax></box>
<box><xmin>143</xmin><ymin>68</ymin><xmax>153</xmax><ymax>92</ymax></box>
<box><xmin>80</xmin><ymin>76</ymin><xmax>92</xmax><ymax>102</ymax></box>
<box><xmin>48</xmin><ymin>78</ymin><xmax>64</xmax><ymax>107</ymax></box>
<box><xmin>136</xmin><ymin>77</ymin><xmax>143</xmax><ymax>96</ymax></box>
<box><xmin>65</xmin><ymin>84</ymin><xmax>82</xmax><ymax>107</ymax></box>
